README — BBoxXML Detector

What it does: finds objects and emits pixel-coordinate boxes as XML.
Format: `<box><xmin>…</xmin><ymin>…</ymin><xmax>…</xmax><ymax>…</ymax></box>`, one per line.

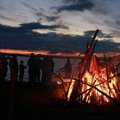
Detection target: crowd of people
<box><xmin>0</xmin><ymin>53</ymin><xmax>74</xmax><ymax>87</ymax></box>
<box><xmin>27</xmin><ymin>53</ymin><xmax>54</xmax><ymax>86</ymax></box>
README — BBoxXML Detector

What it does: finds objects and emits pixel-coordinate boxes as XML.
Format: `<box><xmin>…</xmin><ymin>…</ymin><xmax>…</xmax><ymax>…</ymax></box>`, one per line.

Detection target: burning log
<box><xmin>79</xmin><ymin>56</ymin><xmax>120</xmax><ymax>105</ymax></box>
<box><xmin>82</xmin><ymin>79</ymin><xmax>96</xmax><ymax>103</ymax></box>
<box><xmin>90</xmin><ymin>84</ymin><xmax>120</xmax><ymax>106</ymax></box>
<box><xmin>66</xmin><ymin>76</ymin><xmax>120</xmax><ymax>106</ymax></box>
<box><xmin>78</xmin><ymin>78</ymin><xmax>120</xmax><ymax>106</ymax></box>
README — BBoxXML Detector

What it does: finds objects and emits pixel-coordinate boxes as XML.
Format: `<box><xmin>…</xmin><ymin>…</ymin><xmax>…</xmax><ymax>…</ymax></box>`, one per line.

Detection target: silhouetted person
<box><xmin>9</xmin><ymin>55</ymin><xmax>18</xmax><ymax>86</ymax></box>
<box><xmin>2</xmin><ymin>54</ymin><xmax>8</xmax><ymax>81</ymax></box>
<box><xmin>19</xmin><ymin>60</ymin><xmax>26</xmax><ymax>84</ymax></box>
<box><xmin>41</xmin><ymin>56</ymin><xmax>48</xmax><ymax>86</ymax></box>
<box><xmin>35</xmin><ymin>54</ymin><xmax>42</xmax><ymax>84</ymax></box>
<box><xmin>0</xmin><ymin>54</ymin><xmax>8</xmax><ymax>83</ymax></box>
<box><xmin>48</xmin><ymin>57</ymin><xmax>54</xmax><ymax>82</ymax></box>
<box><xmin>0</xmin><ymin>54</ymin><xmax>4</xmax><ymax>83</ymax></box>
<box><xmin>27</xmin><ymin>53</ymin><xmax>36</xmax><ymax>85</ymax></box>
<box><xmin>41</xmin><ymin>56</ymin><xmax>53</xmax><ymax>87</ymax></box>
<box><xmin>62</xmin><ymin>58</ymin><xmax>72</xmax><ymax>78</ymax></box>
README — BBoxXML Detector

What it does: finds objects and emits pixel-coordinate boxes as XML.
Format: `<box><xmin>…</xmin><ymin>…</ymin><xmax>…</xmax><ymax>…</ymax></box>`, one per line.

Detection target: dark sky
<box><xmin>0</xmin><ymin>0</ymin><xmax>120</xmax><ymax>55</ymax></box>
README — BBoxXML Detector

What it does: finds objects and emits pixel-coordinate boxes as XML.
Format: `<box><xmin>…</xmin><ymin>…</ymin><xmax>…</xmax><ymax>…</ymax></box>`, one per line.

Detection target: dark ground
<box><xmin>0</xmin><ymin>81</ymin><xmax>120</xmax><ymax>120</ymax></box>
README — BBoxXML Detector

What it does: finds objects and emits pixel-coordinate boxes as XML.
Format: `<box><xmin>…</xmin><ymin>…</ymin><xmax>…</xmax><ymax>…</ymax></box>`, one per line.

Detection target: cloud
<box><xmin>89</xmin><ymin>0</ymin><xmax>120</xmax><ymax>37</ymax></box>
<box><xmin>84</xmin><ymin>30</ymin><xmax>114</xmax><ymax>38</ymax></box>
<box><xmin>45</xmin><ymin>16</ymin><xmax>60</xmax><ymax>22</ymax></box>
<box><xmin>0</xmin><ymin>25</ymin><xmax>89</xmax><ymax>52</ymax></box>
<box><xmin>1</xmin><ymin>22</ymin><xmax>66</xmax><ymax>33</ymax></box>
<box><xmin>105</xmin><ymin>19</ymin><xmax>120</xmax><ymax>37</ymax></box>
<box><xmin>52</xmin><ymin>0</ymin><xmax>94</xmax><ymax>13</ymax></box>
<box><xmin>0</xmin><ymin>14</ymin><xmax>16</xmax><ymax>21</ymax></box>
<box><xmin>0</xmin><ymin>24</ymin><xmax>119</xmax><ymax>54</ymax></box>
<box><xmin>21</xmin><ymin>2</ymin><xmax>60</xmax><ymax>23</ymax></box>
<box><xmin>36</xmin><ymin>12</ymin><xmax>60</xmax><ymax>22</ymax></box>
<box><xmin>0</xmin><ymin>6</ymin><xmax>4</xmax><ymax>10</ymax></box>
<box><xmin>19</xmin><ymin>22</ymin><xmax>63</xmax><ymax>31</ymax></box>
<box><xmin>54</xmin><ymin>0</ymin><xmax>120</xmax><ymax>39</ymax></box>
<box><xmin>96</xmin><ymin>39</ymin><xmax>120</xmax><ymax>53</ymax></box>
<box><xmin>21</xmin><ymin>2</ymin><xmax>38</xmax><ymax>12</ymax></box>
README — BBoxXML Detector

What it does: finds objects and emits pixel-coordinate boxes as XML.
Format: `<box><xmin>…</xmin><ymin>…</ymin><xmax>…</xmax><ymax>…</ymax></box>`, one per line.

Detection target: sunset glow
<box><xmin>0</xmin><ymin>48</ymin><xmax>119</xmax><ymax>58</ymax></box>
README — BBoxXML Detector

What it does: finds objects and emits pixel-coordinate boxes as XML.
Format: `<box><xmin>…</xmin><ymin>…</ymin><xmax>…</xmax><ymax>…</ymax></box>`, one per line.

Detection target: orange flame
<box><xmin>66</xmin><ymin>55</ymin><xmax>119</xmax><ymax>104</ymax></box>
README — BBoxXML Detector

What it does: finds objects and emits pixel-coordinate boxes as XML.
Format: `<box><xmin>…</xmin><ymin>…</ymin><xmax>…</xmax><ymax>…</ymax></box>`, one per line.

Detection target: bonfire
<box><xmin>56</xmin><ymin>29</ymin><xmax>120</xmax><ymax>105</ymax></box>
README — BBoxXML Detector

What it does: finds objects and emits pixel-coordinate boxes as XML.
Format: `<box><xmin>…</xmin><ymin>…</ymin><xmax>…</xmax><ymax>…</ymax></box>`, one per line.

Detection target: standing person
<box><xmin>41</xmin><ymin>56</ymin><xmax>48</xmax><ymax>86</ymax></box>
<box><xmin>9</xmin><ymin>55</ymin><xmax>18</xmax><ymax>120</ymax></box>
<box><xmin>35</xmin><ymin>54</ymin><xmax>42</xmax><ymax>84</ymax></box>
<box><xmin>9</xmin><ymin>55</ymin><xmax>18</xmax><ymax>86</ymax></box>
<box><xmin>62</xmin><ymin>58</ymin><xmax>72</xmax><ymax>78</ymax></box>
<box><xmin>0</xmin><ymin>54</ymin><xmax>4</xmax><ymax>83</ymax></box>
<box><xmin>48</xmin><ymin>57</ymin><xmax>55</xmax><ymax>82</ymax></box>
<box><xmin>18</xmin><ymin>60</ymin><xmax>26</xmax><ymax>84</ymax></box>
<box><xmin>41</xmin><ymin>56</ymin><xmax>51</xmax><ymax>87</ymax></box>
<box><xmin>27</xmin><ymin>53</ymin><xmax>36</xmax><ymax>85</ymax></box>
<box><xmin>0</xmin><ymin>54</ymin><xmax>8</xmax><ymax>83</ymax></box>
<box><xmin>2</xmin><ymin>54</ymin><xmax>8</xmax><ymax>81</ymax></box>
